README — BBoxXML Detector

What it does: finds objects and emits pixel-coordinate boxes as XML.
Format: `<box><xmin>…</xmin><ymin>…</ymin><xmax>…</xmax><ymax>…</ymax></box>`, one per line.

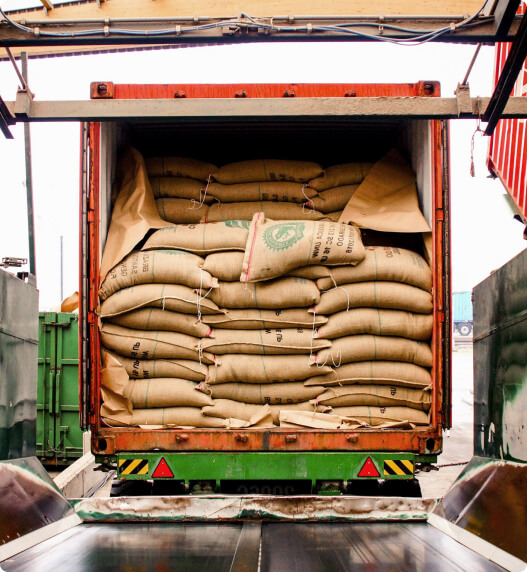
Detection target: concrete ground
<box><xmin>419</xmin><ymin>339</ymin><xmax>474</xmax><ymax>498</ymax></box>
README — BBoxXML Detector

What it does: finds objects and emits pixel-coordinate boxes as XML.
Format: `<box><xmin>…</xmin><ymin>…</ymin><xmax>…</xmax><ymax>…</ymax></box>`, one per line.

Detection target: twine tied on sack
<box><xmin>189</xmin><ymin>173</ymin><xmax>213</xmax><ymax>209</ymax></box>
<box><xmin>308</xmin><ymin>308</ymin><xmax>342</xmax><ymax>369</ymax></box>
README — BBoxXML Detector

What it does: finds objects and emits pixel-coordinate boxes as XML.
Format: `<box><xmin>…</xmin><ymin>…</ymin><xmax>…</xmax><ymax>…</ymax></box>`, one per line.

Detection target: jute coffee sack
<box><xmin>156</xmin><ymin>198</ymin><xmax>208</xmax><ymax>224</ymax></box>
<box><xmin>315</xmin><ymin>385</ymin><xmax>431</xmax><ymax>411</ymax></box>
<box><xmin>107</xmin><ymin>308</ymin><xmax>211</xmax><ymax>338</ymax></box>
<box><xmin>145</xmin><ymin>156</ymin><xmax>216</xmax><ymax>181</ymax></box>
<box><xmin>202</xmin><ymin>251</ymin><xmax>245</xmax><ymax>282</ymax></box>
<box><xmin>125</xmin><ymin>378</ymin><xmax>213</xmax><ymax>409</ymax></box>
<box><xmin>99</xmin><ymin>284</ymin><xmax>224</xmax><ymax>318</ymax></box>
<box><xmin>202</xmin><ymin>381</ymin><xmax>325</xmax><ymax>405</ymax></box>
<box><xmin>130</xmin><ymin>407</ymin><xmax>229</xmax><ymax>428</ymax></box>
<box><xmin>303</xmin><ymin>361</ymin><xmax>432</xmax><ymax>389</ymax></box>
<box><xmin>208</xmin><ymin>354</ymin><xmax>331</xmax><ymax>384</ymax></box>
<box><xmin>150</xmin><ymin>177</ymin><xmax>212</xmax><ymax>202</ymax></box>
<box><xmin>207</xmin><ymin>181</ymin><xmax>317</xmax><ymax>203</ymax></box>
<box><xmin>308</xmin><ymin>163</ymin><xmax>374</xmax><ymax>191</ymax></box>
<box><xmin>208</xmin><ymin>278</ymin><xmax>320</xmax><ymax>309</ymax></box>
<box><xmin>204</xmin><ymin>251</ymin><xmax>332</xmax><ymax>282</ymax></box>
<box><xmin>200</xmin><ymin>328</ymin><xmax>330</xmax><ymax>355</ymax></box>
<box><xmin>316</xmin><ymin>308</ymin><xmax>433</xmax><ymax>341</ymax></box>
<box><xmin>142</xmin><ymin>221</ymin><xmax>249</xmax><ymax>254</ymax></box>
<box><xmin>202</xmin><ymin>308</ymin><xmax>327</xmax><ymax>330</ymax></box>
<box><xmin>106</xmin><ymin>353</ymin><xmax>208</xmax><ymax>381</ymax></box>
<box><xmin>305</xmin><ymin>185</ymin><xmax>359</xmax><ymax>214</ymax></box>
<box><xmin>204</xmin><ymin>202</ymin><xmax>326</xmax><ymax>223</ymax></box>
<box><xmin>315</xmin><ymin>335</ymin><xmax>432</xmax><ymax>367</ymax></box>
<box><xmin>316</xmin><ymin>247</ymin><xmax>432</xmax><ymax>292</ymax></box>
<box><xmin>324</xmin><ymin>211</ymin><xmax>343</xmax><ymax>223</ymax></box>
<box><xmin>100</xmin><ymin>323</ymin><xmax>215</xmax><ymax>364</ymax></box>
<box><xmin>330</xmin><ymin>405</ymin><xmax>429</xmax><ymax>426</ymax></box>
<box><xmin>241</xmin><ymin>215</ymin><xmax>365</xmax><ymax>282</ymax></box>
<box><xmin>313</xmin><ymin>281</ymin><xmax>433</xmax><ymax>315</ymax></box>
<box><xmin>287</xmin><ymin>265</ymin><xmax>331</xmax><ymax>280</ymax></box>
<box><xmin>99</xmin><ymin>250</ymin><xmax>217</xmax><ymax>300</ymax></box>
<box><xmin>212</xmin><ymin>159</ymin><xmax>323</xmax><ymax>184</ymax></box>
<box><xmin>202</xmin><ymin>399</ymin><xmax>274</xmax><ymax>424</ymax></box>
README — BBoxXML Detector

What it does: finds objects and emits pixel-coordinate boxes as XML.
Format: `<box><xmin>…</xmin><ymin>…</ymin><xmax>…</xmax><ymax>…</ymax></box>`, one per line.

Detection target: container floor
<box><xmin>1</xmin><ymin>522</ymin><xmax>502</xmax><ymax>571</ymax></box>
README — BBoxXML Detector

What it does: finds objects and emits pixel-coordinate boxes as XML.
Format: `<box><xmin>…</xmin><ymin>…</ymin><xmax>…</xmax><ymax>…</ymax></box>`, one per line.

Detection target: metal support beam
<box><xmin>493</xmin><ymin>0</ymin><xmax>521</xmax><ymax>36</ymax></box>
<box><xmin>483</xmin><ymin>11</ymin><xmax>527</xmax><ymax>134</ymax></box>
<box><xmin>4</xmin><ymin>96</ymin><xmax>527</xmax><ymax>122</ymax></box>
<box><xmin>0</xmin><ymin>95</ymin><xmax>14</xmax><ymax>138</ymax></box>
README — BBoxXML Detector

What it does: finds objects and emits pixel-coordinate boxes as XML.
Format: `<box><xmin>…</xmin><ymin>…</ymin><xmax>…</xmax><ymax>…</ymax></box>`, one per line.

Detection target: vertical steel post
<box><xmin>21</xmin><ymin>52</ymin><xmax>37</xmax><ymax>281</ymax></box>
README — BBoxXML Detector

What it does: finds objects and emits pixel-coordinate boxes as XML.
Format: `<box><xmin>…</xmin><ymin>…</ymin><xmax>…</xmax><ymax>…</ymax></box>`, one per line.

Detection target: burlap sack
<box><xmin>208</xmin><ymin>354</ymin><xmax>331</xmax><ymax>384</ymax></box>
<box><xmin>99</xmin><ymin>284</ymin><xmax>224</xmax><ymax>317</ymax></box>
<box><xmin>150</xmin><ymin>177</ymin><xmax>212</xmax><ymax>202</ymax></box>
<box><xmin>130</xmin><ymin>407</ymin><xmax>229</xmax><ymax>428</ymax></box>
<box><xmin>315</xmin><ymin>335</ymin><xmax>432</xmax><ymax>367</ymax></box>
<box><xmin>100</xmin><ymin>323</ymin><xmax>215</xmax><ymax>363</ymax></box>
<box><xmin>314</xmin><ymin>281</ymin><xmax>433</xmax><ymax>315</ymax></box>
<box><xmin>208</xmin><ymin>278</ymin><xmax>320</xmax><ymax>309</ymax></box>
<box><xmin>99</xmin><ymin>250</ymin><xmax>216</xmax><ymax>300</ymax></box>
<box><xmin>145</xmin><ymin>156</ymin><xmax>217</xmax><ymax>181</ymax></box>
<box><xmin>316</xmin><ymin>247</ymin><xmax>432</xmax><ymax>292</ymax></box>
<box><xmin>156</xmin><ymin>198</ymin><xmax>208</xmax><ymax>224</ymax></box>
<box><xmin>212</xmin><ymin>159</ymin><xmax>323</xmax><ymax>184</ymax></box>
<box><xmin>203</xmin><ymin>381</ymin><xmax>325</xmax><ymax>404</ymax></box>
<box><xmin>241</xmin><ymin>215</ymin><xmax>365</xmax><ymax>282</ymax></box>
<box><xmin>324</xmin><ymin>211</ymin><xmax>343</xmax><ymax>223</ymax></box>
<box><xmin>202</xmin><ymin>308</ymin><xmax>327</xmax><ymax>330</ymax></box>
<box><xmin>202</xmin><ymin>399</ymin><xmax>275</xmax><ymax>424</ymax></box>
<box><xmin>315</xmin><ymin>385</ymin><xmax>431</xmax><ymax>411</ymax></box>
<box><xmin>306</xmin><ymin>185</ymin><xmax>359</xmax><ymax>213</ymax></box>
<box><xmin>338</xmin><ymin>149</ymin><xmax>431</xmax><ymax>234</ymax></box>
<box><xmin>330</xmin><ymin>406</ymin><xmax>429</xmax><ymax>426</ymax></box>
<box><xmin>316</xmin><ymin>308</ymin><xmax>433</xmax><ymax>341</ymax></box>
<box><xmin>99</xmin><ymin>147</ymin><xmax>172</xmax><ymax>282</ymax></box>
<box><xmin>124</xmin><ymin>378</ymin><xmax>213</xmax><ymax>408</ymax></box>
<box><xmin>204</xmin><ymin>202</ymin><xmax>326</xmax><ymax>223</ymax></box>
<box><xmin>202</xmin><ymin>252</ymin><xmax>332</xmax><ymax>283</ymax></box>
<box><xmin>202</xmin><ymin>251</ymin><xmax>245</xmax><ymax>282</ymax></box>
<box><xmin>142</xmin><ymin>221</ymin><xmax>249</xmax><ymax>254</ymax></box>
<box><xmin>287</xmin><ymin>265</ymin><xmax>331</xmax><ymax>279</ymax></box>
<box><xmin>107</xmin><ymin>308</ymin><xmax>212</xmax><ymax>338</ymax></box>
<box><xmin>200</xmin><ymin>328</ymin><xmax>330</xmax><ymax>355</ymax></box>
<box><xmin>303</xmin><ymin>360</ymin><xmax>431</xmax><ymax>388</ymax></box>
<box><xmin>104</xmin><ymin>352</ymin><xmax>208</xmax><ymax>381</ymax></box>
<box><xmin>308</xmin><ymin>162</ymin><xmax>374</xmax><ymax>191</ymax></box>
<box><xmin>207</xmin><ymin>181</ymin><xmax>317</xmax><ymax>203</ymax></box>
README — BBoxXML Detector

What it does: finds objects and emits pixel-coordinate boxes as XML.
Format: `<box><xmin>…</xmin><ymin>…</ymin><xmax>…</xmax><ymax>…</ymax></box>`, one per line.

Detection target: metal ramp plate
<box><xmin>1</xmin><ymin>522</ymin><xmax>503</xmax><ymax>571</ymax></box>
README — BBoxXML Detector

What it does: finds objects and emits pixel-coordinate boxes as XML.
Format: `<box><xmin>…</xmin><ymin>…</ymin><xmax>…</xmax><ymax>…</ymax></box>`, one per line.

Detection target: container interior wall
<box><xmin>98</xmin><ymin>118</ymin><xmax>434</xmax><ymax>247</ymax></box>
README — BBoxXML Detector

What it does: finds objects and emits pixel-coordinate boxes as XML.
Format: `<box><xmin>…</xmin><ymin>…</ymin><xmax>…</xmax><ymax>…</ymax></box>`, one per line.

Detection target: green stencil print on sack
<box><xmin>264</xmin><ymin>222</ymin><xmax>305</xmax><ymax>251</ymax></box>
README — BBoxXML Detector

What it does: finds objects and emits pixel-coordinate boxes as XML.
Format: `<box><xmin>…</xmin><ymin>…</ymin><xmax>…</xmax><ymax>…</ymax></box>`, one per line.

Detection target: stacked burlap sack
<box><xmin>99</xmin><ymin>151</ymin><xmax>434</xmax><ymax>429</ymax></box>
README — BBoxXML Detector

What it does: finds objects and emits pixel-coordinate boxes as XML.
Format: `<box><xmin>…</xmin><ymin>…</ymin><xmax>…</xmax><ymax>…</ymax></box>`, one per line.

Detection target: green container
<box><xmin>37</xmin><ymin>312</ymin><xmax>83</xmax><ymax>465</ymax></box>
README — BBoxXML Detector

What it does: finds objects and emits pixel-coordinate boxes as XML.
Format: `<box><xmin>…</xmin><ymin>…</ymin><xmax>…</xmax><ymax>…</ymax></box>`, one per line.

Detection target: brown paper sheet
<box><xmin>100</xmin><ymin>147</ymin><xmax>172</xmax><ymax>282</ymax></box>
<box><xmin>100</xmin><ymin>351</ymin><xmax>133</xmax><ymax>426</ymax></box>
<box><xmin>339</xmin><ymin>148</ymin><xmax>431</xmax><ymax>234</ymax></box>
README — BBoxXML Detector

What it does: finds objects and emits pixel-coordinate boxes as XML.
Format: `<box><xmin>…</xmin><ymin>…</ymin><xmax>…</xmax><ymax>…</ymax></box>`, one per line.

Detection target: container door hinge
<box><xmin>436</xmin><ymin>209</ymin><xmax>444</xmax><ymax>221</ymax></box>
<box><xmin>87</xmin><ymin>210</ymin><xmax>95</xmax><ymax>223</ymax></box>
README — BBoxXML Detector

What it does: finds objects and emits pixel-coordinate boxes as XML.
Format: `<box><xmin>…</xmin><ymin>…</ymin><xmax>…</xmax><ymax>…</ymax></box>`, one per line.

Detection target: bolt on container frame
<box><xmin>80</xmin><ymin>82</ymin><xmax>451</xmax><ymax>490</ymax></box>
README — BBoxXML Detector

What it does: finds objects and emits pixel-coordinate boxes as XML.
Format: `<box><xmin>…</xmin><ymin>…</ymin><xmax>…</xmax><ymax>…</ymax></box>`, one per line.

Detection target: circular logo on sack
<box><xmin>263</xmin><ymin>223</ymin><xmax>305</xmax><ymax>251</ymax></box>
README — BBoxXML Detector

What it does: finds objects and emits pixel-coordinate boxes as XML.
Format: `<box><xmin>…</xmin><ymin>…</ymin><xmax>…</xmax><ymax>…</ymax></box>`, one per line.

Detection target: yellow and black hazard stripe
<box><xmin>119</xmin><ymin>458</ymin><xmax>149</xmax><ymax>476</ymax></box>
<box><xmin>383</xmin><ymin>459</ymin><xmax>414</xmax><ymax>476</ymax></box>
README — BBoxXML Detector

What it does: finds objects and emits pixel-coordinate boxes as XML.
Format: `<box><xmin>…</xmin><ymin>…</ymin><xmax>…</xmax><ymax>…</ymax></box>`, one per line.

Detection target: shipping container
<box><xmin>81</xmin><ymin>82</ymin><xmax>451</xmax><ymax>489</ymax></box>
<box><xmin>487</xmin><ymin>2</ymin><xmax>527</xmax><ymax>223</ymax></box>
<box><xmin>452</xmin><ymin>291</ymin><xmax>473</xmax><ymax>336</ymax></box>
<box><xmin>37</xmin><ymin>312</ymin><xmax>83</xmax><ymax>465</ymax></box>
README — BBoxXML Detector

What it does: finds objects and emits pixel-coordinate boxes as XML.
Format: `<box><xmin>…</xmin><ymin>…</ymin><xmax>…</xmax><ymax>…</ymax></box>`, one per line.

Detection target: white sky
<box><xmin>0</xmin><ymin>40</ymin><xmax>525</xmax><ymax>309</ymax></box>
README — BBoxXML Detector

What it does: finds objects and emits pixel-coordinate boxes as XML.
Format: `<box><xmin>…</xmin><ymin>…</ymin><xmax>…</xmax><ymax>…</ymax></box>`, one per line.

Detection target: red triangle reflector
<box><xmin>358</xmin><ymin>457</ymin><xmax>380</xmax><ymax>478</ymax></box>
<box><xmin>152</xmin><ymin>458</ymin><xmax>174</xmax><ymax>478</ymax></box>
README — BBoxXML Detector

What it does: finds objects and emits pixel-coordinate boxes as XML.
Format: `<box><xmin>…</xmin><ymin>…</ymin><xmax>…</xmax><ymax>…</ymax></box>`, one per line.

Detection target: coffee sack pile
<box><xmin>99</xmin><ymin>155</ymin><xmax>434</xmax><ymax>429</ymax></box>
